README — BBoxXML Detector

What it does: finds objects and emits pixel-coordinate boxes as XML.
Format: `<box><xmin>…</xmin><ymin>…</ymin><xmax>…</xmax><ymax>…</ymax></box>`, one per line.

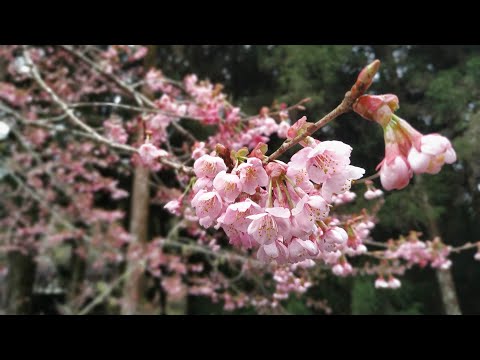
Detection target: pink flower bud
<box><xmin>277</xmin><ymin>120</ymin><xmax>290</xmax><ymax>138</ymax></box>
<box><xmin>0</xmin><ymin>121</ymin><xmax>10</xmax><ymax>140</ymax></box>
<box><xmin>388</xmin><ymin>276</ymin><xmax>401</xmax><ymax>289</ymax></box>
<box><xmin>164</xmin><ymin>199</ymin><xmax>182</xmax><ymax>215</ymax></box>
<box><xmin>379</xmin><ymin>155</ymin><xmax>412</xmax><ymax>191</ymax></box>
<box><xmin>408</xmin><ymin>134</ymin><xmax>457</xmax><ymax>174</ymax></box>
<box><xmin>364</xmin><ymin>189</ymin><xmax>384</xmax><ymax>200</ymax></box>
<box><xmin>265</xmin><ymin>161</ymin><xmax>287</xmax><ymax>179</ymax></box>
<box><xmin>287</xmin><ymin>116</ymin><xmax>312</xmax><ymax>140</ymax></box>
<box><xmin>351</xmin><ymin>60</ymin><xmax>381</xmax><ymax>97</ymax></box>
<box><xmin>138</xmin><ymin>143</ymin><xmax>168</xmax><ymax>167</ymax></box>
<box><xmin>375</xmin><ymin>277</ymin><xmax>389</xmax><ymax>289</ymax></box>
<box><xmin>353</xmin><ymin>94</ymin><xmax>399</xmax><ymax>127</ymax></box>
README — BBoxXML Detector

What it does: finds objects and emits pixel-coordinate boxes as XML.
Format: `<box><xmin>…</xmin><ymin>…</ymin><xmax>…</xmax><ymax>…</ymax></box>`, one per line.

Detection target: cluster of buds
<box><xmin>375</xmin><ymin>275</ymin><xmax>402</xmax><ymax>289</ymax></box>
<box><xmin>353</xmin><ymin>94</ymin><xmax>457</xmax><ymax>190</ymax></box>
<box><xmin>363</xmin><ymin>179</ymin><xmax>384</xmax><ymax>200</ymax></box>
<box><xmin>384</xmin><ymin>232</ymin><xmax>452</xmax><ymax>270</ymax></box>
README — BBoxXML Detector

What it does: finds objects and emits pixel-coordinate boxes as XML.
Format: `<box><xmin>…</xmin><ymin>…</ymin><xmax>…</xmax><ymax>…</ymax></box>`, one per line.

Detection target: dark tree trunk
<box><xmin>121</xmin><ymin>45</ymin><xmax>157</xmax><ymax>315</ymax></box>
<box><xmin>67</xmin><ymin>242</ymin><xmax>87</xmax><ymax>308</ymax></box>
<box><xmin>5</xmin><ymin>251</ymin><xmax>36</xmax><ymax>314</ymax></box>
<box><xmin>419</xmin><ymin>176</ymin><xmax>462</xmax><ymax>315</ymax></box>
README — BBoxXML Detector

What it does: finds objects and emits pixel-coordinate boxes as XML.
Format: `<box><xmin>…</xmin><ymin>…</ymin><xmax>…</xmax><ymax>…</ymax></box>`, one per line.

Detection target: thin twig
<box><xmin>268</xmin><ymin>94</ymin><xmax>357</xmax><ymax>162</ymax></box>
<box><xmin>23</xmin><ymin>49</ymin><xmax>194</xmax><ymax>175</ymax></box>
<box><xmin>70</xmin><ymin>102</ymin><xmax>204</xmax><ymax>122</ymax></box>
<box><xmin>238</xmin><ymin>98</ymin><xmax>311</xmax><ymax>123</ymax></box>
<box><xmin>59</xmin><ymin>45</ymin><xmax>197</xmax><ymax>143</ymax></box>
<box><xmin>354</xmin><ymin>172</ymin><xmax>381</xmax><ymax>185</ymax></box>
<box><xmin>267</xmin><ymin>61</ymin><xmax>380</xmax><ymax>162</ymax></box>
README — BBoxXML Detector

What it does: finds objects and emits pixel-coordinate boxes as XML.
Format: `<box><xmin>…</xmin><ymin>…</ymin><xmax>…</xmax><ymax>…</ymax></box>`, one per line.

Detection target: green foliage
<box><xmin>378</xmin><ymin>189</ymin><xmax>428</xmax><ymax>231</ymax></box>
<box><xmin>284</xmin><ymin>295</ymin><xmax>313</xmax><ymax>315</ymax></box>
<box><xmin>351</xmin><ymin>276</ymin><xmax>424</xmax><ymax>315</ymax></box>
<box><xmin>260</xmin><ymin>45</ymin><xmax>367</xmax><ymax>113</ymax></box>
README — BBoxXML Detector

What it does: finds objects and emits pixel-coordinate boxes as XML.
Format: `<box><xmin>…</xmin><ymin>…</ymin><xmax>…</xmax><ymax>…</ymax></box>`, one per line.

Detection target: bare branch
<box><xmin>22</xmin><ymin>49</ymin><xmax>194</xmax><ymax>175</ymax></box>
<box><xmin>58</xmin><ymin>45</ymin><xmax>197</xmax><ymax>143</ymax></box>
<box><xmin>267</xmin><ymin>60</ymin><xmax>380</xmax><ymax>162</ymax></box>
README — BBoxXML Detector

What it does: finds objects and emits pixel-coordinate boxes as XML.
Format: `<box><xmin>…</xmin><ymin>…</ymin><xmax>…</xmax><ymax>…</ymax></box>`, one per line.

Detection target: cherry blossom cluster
<box><xmin>363</xmin><ymin>180</ymin><xmax>383</xmax><ymax>200</ymax></box>
<box><xmin>375</xmin><ymin>275</ymin><xmax>402</xmax><ymax>289</ymax></box>
<box><xmin>177</xmin><ymin>118</ymin><xmax>367</xmax><ymax>266</ymax></box>
<box><xmin>353</xmin><ymin>94</ymin><xmax>457</xmax><ymax>190</ymax></box>
<box><xmin>384</xmin><ymin>232</ymin><xmax>452</xmax><ymax>270</ymax></box>
<box><xmin>143</xmin><ymin>71</ymin><xmax>291</xmax><ymax>155</ymax></box>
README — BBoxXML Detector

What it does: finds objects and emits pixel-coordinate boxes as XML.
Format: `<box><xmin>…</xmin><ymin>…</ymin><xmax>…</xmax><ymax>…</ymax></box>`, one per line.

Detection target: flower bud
<box><xmin>351</xmin><ymin>59</ymin><xmax>381</xmax><ymax>97</ymax></box>
<box><xmin>353</xmin><ymin>94</ymin><xmax>399</xmax><ymax>127</ymax></box>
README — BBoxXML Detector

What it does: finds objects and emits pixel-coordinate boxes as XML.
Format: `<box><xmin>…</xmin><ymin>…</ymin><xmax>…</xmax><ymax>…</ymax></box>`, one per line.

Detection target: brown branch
<box><xmin>70</xmin><ymin>102</ymin><xmax>204</xmax><ymax>122</ymax></box>
<box><xmin>60</xmin><ymin>45</ymin><xmax>145</xmax><ymax>103</ymax></box>
<box><xmin>239</xmin><ymin>98</ymin><xmax>311</xmax><ymax>123</ymax></box>
<box><xmin>354</xmin><ymin>172</ymin><xmax>381</xmax><ymax>185</ymax></box>
<box><xmin>22</xmin><ymin>49</ymin><xmax>194</xmax><ymax>176</ymax></box>
<box><xmin>267</xmin><ymin>60</ymin><xmax>380</xmax><ymax>162</ymax></box>
<box><xmin>58</xmin><ymin>45</ymin><xmax>197</xmax><ymax>143</ymax></box>
<box><xmin>450</xmin><ymin>242</ymin><xmax>479</xmax><ymax>254</ymax></box>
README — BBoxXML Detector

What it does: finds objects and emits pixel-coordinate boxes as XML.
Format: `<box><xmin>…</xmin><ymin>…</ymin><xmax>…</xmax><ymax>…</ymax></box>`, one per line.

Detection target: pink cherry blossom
<box><xmin>375</xmin><ymin>277</ymin><xmax>389</xmax><ymax>289</ymax></box>
<box><xmin>388</xmin><ymin>276</ymin><xmax>401</xmax><ymax>289</ymax></box>
<box><xmin>220</xmin><ymin>223</ymin><xmax>256</xmax><ymax>249</ymax></box>
<box><xmin>164</xmin><ymin>199</ymin><xmax>182</xmax><ymax>215</ymax></box>
<box><xmin>257</xmin><ymin>240</ymin><xmax>289</xmax><ymax>264</ymax></box>
<box><xmin>194</xmin><ymin>154</ymin><xmax>227</xmax><ymax>179</ymax></box>
<box><xmin>138</xmin><ymin>143</ymin><xmax>168</xmax><ymax>167</ymax></box>
<box><xmin>332</xmin><ymin>191</ymin><xmax>357</xmax><ymax>205</ymax></box>
<box><xmin>193</xmin><ymin>177</ymin><xmax>215</xmax><ymax>195</ymax></box>
<box><xmin>320</xmin><ymin>226</ymin><xmax>348</xmax><ymax>252</ymax></box>
<box><xmin>104</xmin><ymin>119</ymin><xmax>128</xmax><ymax>144</ymax></box>
<box><xmin>288</xmin><ymin>238</ymin><xmax>319</xmax><ymax>263</ymax></box>
<box><xmin>265</xmin><ymin>161</ymin><xmax>287</xmax><ymax>179</ymax></box>
<box><xmin>364</xmin><ymin>189</ymin><xmax>384</xmax><ymax>200</ymax></box>
<box><xmin>213</xmin><ymin>170</ymin><xmax>242</xmax><ymax>202</ymax></box>
<box><xmin>247</xmin><ymin>207</ymin><xmax>291</xmax><ymax>245</ymax></box>
<box><xmin>192</xmin><ymin>141</ymin><xmax>207</xmax><ymax>160</ymax></box>
<box><xmin>353</xmin><ymin>94</ymin><xmax>399</xmax><ymax>127</ymax></box>
<box><xmin>291</xmin><ymin>195</ymin><xmax>329</xmax><ymax>234</ymax></box>
<box><xmin>286</xmin><ymin>166</ymin><xmax>314</xmax><ymax>193</ymax></box>
<box><xmin>236</xmin><ymin>158</ymin><xmax>269</xmax><ymax>195</ymax></box>
<box><xmin>277</xmin><ymin>120</ymin><xmax>290</xmax><ymax>138</ymax></box>
<box><xmin>290</xmin><ymin>141</ymin><xmax>365</xmax><ymax>201</ymax></box>
<box><xmin>191</xmin><ymin>190</ymin><xmax>223</xmax><ymax>228</ymax></box>
<box><xmin>287</xmin><ymin>116</ymin><xmax>310</xmax><ymax>140</ymax></box>
<box><xmin>220</xmin><ymin>199</ymin><xmax>262</xmax><ymax>233</ymax></box>
<box><xmin>379</xmin><ymin>154</ymin><xmax>412</xmax><ymax>191</ymax></box>
<box><xmin>332</xmin><ymin>262</ymin><xmax>353</xmax><ymax>277</ymax></box>
<box><xmin>408</xmin><ymin>134</ymin><xmax>457</xmax><ymax>174</ymax></box>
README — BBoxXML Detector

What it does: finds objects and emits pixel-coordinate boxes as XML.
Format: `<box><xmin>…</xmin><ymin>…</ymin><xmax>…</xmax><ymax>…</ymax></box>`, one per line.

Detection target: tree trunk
<box><xmin>1</xmin><ymin>60</ymin><xmax>37</xmax><ymax>315</ymax></box>
<box><xmin>435</xmin><ymin>269</ymin><xmax>461</xmax><ymax>315</ymax></box>
<box><xmin>419</xmin><ymin>177</ymin><xmax>462</xmax><ymax>315</ymax></box>
<box><xmin>121</xmin><ymin>45</ymin><xmax>157</xmax><ymax>315</ymax></box>
<box><xmin>5</xmin><ymin>251</ymin><xmax>36</xmax><ymax>314</ymax></box>
<box><xmin>67</xmin><ymin>242</ymin><xmax>87</xmax><ymax>308</ymax></box>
